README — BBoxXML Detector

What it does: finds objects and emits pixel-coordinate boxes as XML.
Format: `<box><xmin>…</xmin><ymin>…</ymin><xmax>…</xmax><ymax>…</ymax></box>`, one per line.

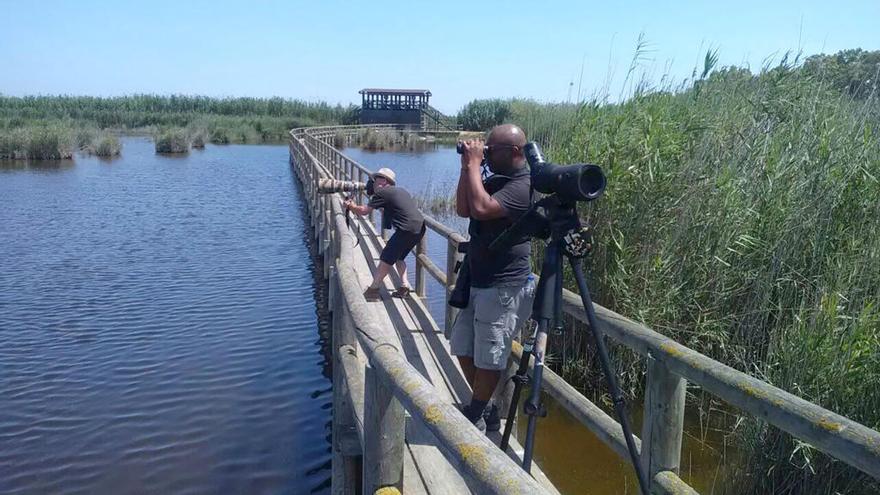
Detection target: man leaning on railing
<box><xmin>344</xmin><ymin>167</ymin><xmax>427</xmax><ymax>301</ymax></box>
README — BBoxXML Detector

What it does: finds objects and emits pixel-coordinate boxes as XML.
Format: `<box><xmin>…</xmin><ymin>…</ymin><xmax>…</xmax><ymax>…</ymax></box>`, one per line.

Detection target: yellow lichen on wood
<box><xmin>660</xmin><ymin>342</ymin><xmax>683</xmax><ymax>357</ymax></box>
<box><xmin>424</xmin><ymin>404</ymin><xmax>443</xmax><ymax>425</ymax></box>
<box><xmin>458</xmin><ymin>443</ymin><xmax>489</xmax><ymax>472</ymax></box>
<box><xmin>740</xmin><ymin>383</ymin><xmax>768</xmax><ymax>400</ymax></box>
<box><xmin>817</xmin><ymin>417</ymin><xmax>844</xmax><ymax>433</ymax></box>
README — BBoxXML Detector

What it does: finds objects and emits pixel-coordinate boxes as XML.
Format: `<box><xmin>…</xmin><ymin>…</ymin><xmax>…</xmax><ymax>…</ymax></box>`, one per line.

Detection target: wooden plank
<box><xmin>402</xmin><ymin>442</ymin><xmax>430</xmax><ymax>495</ymax></box>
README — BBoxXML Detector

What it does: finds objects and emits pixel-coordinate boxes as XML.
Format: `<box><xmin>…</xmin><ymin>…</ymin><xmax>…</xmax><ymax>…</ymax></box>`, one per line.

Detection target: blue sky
<box><xmin>1</xmin><ymin>0</ymin><xmax>877</xmax><ymax>113</ymax></box>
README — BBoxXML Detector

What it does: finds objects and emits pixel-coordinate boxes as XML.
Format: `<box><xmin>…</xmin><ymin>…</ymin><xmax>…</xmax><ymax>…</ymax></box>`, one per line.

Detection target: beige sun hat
<box><xmin>373</xmin><ymin>167</ymin><xmax>396</xmax><ymax>185</ymax></box>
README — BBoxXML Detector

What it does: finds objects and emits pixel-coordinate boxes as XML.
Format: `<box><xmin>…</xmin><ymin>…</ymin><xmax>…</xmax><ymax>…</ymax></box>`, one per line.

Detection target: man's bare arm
<box><xmin>344</xmin><ymin>199</ymin><xmax>373</xmax><ymax>216</ymax></box>
<box><xmin>460</xmin><ymin>140</ymin><xmax>505</xmax><ymax>221</ymax></box>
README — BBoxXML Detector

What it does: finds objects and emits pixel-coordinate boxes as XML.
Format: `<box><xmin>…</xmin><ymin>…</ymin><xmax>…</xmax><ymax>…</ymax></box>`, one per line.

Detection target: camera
<box><xmin>317</xmin><ymin>178</ymin><xmax>374</xmax><ymax>195</ymax></box>
<box><xmin>456</xmin><ymin>141</ymin><xmax>487</xmax><ymax>159</ymax></box>
<box><xmin>524</xmin><ymin>142</ymin><xmax>605</xmax><ymax>203</ymax></box>
<box><xmin>456</xmin><ymin>141</ymin><xmax>491</xmax><ymax>180</ymax></box>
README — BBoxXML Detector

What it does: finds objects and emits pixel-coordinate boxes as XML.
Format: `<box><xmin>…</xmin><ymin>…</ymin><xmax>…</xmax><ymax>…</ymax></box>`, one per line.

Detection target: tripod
<box><xmin>495</xmin><ymin>196</ymin><xmax>649</xmax><ymax>495</ymax></box>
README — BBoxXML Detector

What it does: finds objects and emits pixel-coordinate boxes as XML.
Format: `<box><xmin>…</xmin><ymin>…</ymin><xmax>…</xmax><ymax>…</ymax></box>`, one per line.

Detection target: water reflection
<box><xmin>0</xmin><ymin>159</ymin><xmax>75</xmax><ymax>173</ymax></box>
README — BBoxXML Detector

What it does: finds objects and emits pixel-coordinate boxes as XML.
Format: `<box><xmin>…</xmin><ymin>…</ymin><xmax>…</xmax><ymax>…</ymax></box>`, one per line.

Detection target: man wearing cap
<box><xmin>343</xmin><ymin>168</ymin><xmax>426</xmax><ymax>301</ymax></box>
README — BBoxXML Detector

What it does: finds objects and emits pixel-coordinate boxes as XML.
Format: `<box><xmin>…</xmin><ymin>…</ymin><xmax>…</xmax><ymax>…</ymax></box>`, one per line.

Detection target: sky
<box><xmin>0</xmin><ymin>0</ymin><xmax>877</xmax><ymax>114</ymax></box>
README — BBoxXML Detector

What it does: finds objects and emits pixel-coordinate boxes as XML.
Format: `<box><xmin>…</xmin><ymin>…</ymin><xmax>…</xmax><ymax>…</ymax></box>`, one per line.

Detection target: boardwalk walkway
<box><xmin>341</xmin><ymin>208</ymin><xmax>557</xmax><ymax>494</ymax></box>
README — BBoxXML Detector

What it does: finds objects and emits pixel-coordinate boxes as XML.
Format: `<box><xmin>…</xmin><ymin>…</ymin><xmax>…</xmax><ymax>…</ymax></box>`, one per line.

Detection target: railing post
<box><xmin>414</xmin><ymin>233</ymin><xmax>427</xmax><ymax>298</ymax></box>
<box><xmin>444</xmin><ymin>238</ymin><xmax>462</xmax><ymax>333</ymax></box>
<box><xmin>641</xmin><ymin>354</ymin><xmax>687</xmax><ymax>489</ymax></box>
<box><xmin>363</xmin><ymin>364</ymin><xmax>405</xmax><ymax>494</ymax></box>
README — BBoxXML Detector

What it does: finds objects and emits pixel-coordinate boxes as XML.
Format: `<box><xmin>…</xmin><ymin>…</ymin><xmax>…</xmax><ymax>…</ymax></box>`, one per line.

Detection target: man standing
<box><xmin>344</xmin><ymin>167</ymin><xmax>426</xmax><ymax>301</ymax></box>
<box><xmin>451</xmin><ymin>124</ymin><xmax>533</xmax><ymax>431</ymax></box>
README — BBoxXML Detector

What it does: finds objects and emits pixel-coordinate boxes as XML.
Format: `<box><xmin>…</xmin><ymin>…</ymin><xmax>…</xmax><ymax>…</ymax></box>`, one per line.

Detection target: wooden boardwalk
<box><xmin>290</xmin><ymin>124</ymin><xmax>880</xmax><ymax>495</ymax></box>
<box><xmin>344</xmin><ymin>212</ymin><xmax>558</xmax><ymax>494</ymax></box>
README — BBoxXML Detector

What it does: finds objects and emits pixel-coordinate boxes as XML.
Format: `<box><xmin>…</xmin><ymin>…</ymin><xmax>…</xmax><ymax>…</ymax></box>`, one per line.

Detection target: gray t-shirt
<box><xmin>467</xmin><ymin>168</ymin><xmax>532</xmax><ymax>288</ymax></box>
<box><xmin>368</xmin><ymin>186</ymin><xmax>425</xmax><ymax>234</ymax></box>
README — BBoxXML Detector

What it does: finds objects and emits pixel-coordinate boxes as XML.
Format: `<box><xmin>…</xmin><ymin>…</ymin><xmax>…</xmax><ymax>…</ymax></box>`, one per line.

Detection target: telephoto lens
<box><xmin>316</xmin><ymin>178</ymin><xmax>367</xmax><ymax>194</ymax></box>
<box><xmin>524</xmin><ymin>142</ymin><xmax>605</xmax><ymax>203</ymax></box>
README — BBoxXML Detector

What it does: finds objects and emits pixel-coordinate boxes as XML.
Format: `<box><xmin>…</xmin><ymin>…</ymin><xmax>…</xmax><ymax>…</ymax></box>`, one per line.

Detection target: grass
<box><xmin>0</xmin><ymin>125</ymin><xmax>74</xmax><ymax>160</ymax></box>
<box><xmin>455</xmin><ymin>49</ymin><xmax>880</xmax><ymax>494</ymax></box>
<box><xmin>355</xmin><ymin>128</ymin><xmax>432</xmax><ymax>151</ymax></box>
<box><xmin>89</xmin><ymin>133</ymin><xmax>121</xmax><ymax>157</ymax></box>
<box><xmin>0</xmin><ymin>95</ymin><xmax>360</xmax><ymax>154</ymax></box>
<box><xmin>154</xmin><ymin>128</ymin><xmax>190</xmax><ymax>153</ymax></box>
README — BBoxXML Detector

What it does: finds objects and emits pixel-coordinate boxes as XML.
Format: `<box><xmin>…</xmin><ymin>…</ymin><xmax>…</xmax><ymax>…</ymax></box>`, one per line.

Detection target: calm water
<box><xmin>0</xmin><ymin>138</ymin><xmax>331</xmax><ymax>494</ymax></box>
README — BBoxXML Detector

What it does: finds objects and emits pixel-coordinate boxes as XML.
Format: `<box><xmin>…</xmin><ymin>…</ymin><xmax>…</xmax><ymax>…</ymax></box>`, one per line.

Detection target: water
<box><xmin>343</xmin><ymin>145</ymin><xmax>739</xmax><ymax>494</ymax></box>
<box><xmin>0</xmin><ymin>138</ymin><xmax>332</xmax><ymax>494</ymax></box>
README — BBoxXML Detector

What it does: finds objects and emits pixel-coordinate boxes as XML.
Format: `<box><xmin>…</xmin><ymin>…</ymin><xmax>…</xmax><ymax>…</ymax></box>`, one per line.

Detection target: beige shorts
<box><xmin>448</xmin><ymin>284</ymin><xmax>533</xmax><ymax>370</ymax></box>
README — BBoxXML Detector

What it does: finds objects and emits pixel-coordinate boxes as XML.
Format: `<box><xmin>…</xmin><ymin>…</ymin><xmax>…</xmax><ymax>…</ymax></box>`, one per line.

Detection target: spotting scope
<box><xmin>525</xmin><ymin>142</ymin><xmax>605</xmax><ymax>203</ymax></box>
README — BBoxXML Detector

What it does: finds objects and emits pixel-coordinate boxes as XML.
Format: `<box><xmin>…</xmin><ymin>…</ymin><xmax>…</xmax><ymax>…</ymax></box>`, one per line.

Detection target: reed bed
<box><xmin>454</xmin><ymin>49</ymin><xmax>880</xmax><ymax>494</ymax></box>
<box><xmin>0</xmin><ymin>95</ymin><xmax>359</xmax><ymax>147</ymax></box>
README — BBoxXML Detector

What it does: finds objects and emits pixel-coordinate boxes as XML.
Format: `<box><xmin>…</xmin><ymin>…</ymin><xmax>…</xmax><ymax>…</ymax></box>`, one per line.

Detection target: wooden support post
<box><xmin>641</xmin><ymin>354</ymin><xmax>686</xmax><ymax>488</ymax></box>
<box><xmin>444</xmin><ymin>239</ymin><xmax>461</xmax><ymax>334</ymax></box>
<box><xmin>363</xmin><ymin>364</ymin><xmax>405</xmax><ymax>494</ymax></box>
<box><xmin>414</xmin><ymin>233</ymin><xmax>427</xmax><ymax>297</ymax></box>
<box><xmin>323</xmin><ymin>210</ymin><xmax>331</xmax><ymax>280</ymax></box>
<box><xmin>331</xmin><ymin>268</ymin><xmax>362</xmax><ymax>494</ymax></box>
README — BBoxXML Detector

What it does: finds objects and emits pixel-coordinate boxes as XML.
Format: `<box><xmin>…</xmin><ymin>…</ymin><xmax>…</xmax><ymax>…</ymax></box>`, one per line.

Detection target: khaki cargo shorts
<box><xmin>448</xmin><ymin>284</ymin><xmax>533</xmax><ymax>370</ymax></box>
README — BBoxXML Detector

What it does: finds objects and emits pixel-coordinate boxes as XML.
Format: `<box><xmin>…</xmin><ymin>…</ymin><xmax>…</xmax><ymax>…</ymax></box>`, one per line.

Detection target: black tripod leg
<box><xmin>570</xmin><ymin>259</ymin><xmax>650</xmax><ymax>495</ymax></box>
<box><xmin>521</xmin><ymin>318</ymin><xmax>549</xmax><ymax>472</ymax></box>
<box><xmin>500</xmin><ymin>323</ymin><xmax>537</xmax><ymax>451</ymax></box>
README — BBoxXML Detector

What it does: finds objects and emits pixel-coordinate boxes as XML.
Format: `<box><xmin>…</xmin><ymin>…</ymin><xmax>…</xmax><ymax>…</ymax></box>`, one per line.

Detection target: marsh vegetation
<box><xmin>449</xmin><ymin>48</ymin><xmax>880</xmax><ymax>494</ymax></box>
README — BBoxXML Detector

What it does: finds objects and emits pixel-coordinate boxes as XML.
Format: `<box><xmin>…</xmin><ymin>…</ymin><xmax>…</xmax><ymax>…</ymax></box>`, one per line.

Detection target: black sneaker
<box><xmin>457</xmin><ymin>404</ymin><xmax>487</xmax><ymax>432</ymax></box>
<box><xmin>483</xmin><ymin>404</ymin><xmax>501</xmax><ymax>432</ymax></box>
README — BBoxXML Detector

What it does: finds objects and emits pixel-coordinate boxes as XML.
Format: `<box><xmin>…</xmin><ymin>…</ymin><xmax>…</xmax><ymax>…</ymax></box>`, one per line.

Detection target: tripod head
<box><xmin>488</xmin><ymin>194</ymin><xmax>593</xmax><ymax>259</ymax></box>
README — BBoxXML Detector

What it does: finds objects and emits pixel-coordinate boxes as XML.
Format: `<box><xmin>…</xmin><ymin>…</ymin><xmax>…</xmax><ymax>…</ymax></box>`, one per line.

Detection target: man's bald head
<box><xmin>485</xmin><ymin>124</ymin><xmax>527</xmax><ymax>173</ymax></box>
<box><xmin>487</xmin><ymin>124</ymin><xmax>527</xmax><ymax>147</ymax></box>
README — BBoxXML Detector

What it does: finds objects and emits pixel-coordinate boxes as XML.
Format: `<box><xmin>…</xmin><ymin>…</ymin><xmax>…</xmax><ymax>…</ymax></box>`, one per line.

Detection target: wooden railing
<box><xmin>290</xmin><ymin>125</ymin><xmax>880</xmax><ymax>495</ymax></box>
